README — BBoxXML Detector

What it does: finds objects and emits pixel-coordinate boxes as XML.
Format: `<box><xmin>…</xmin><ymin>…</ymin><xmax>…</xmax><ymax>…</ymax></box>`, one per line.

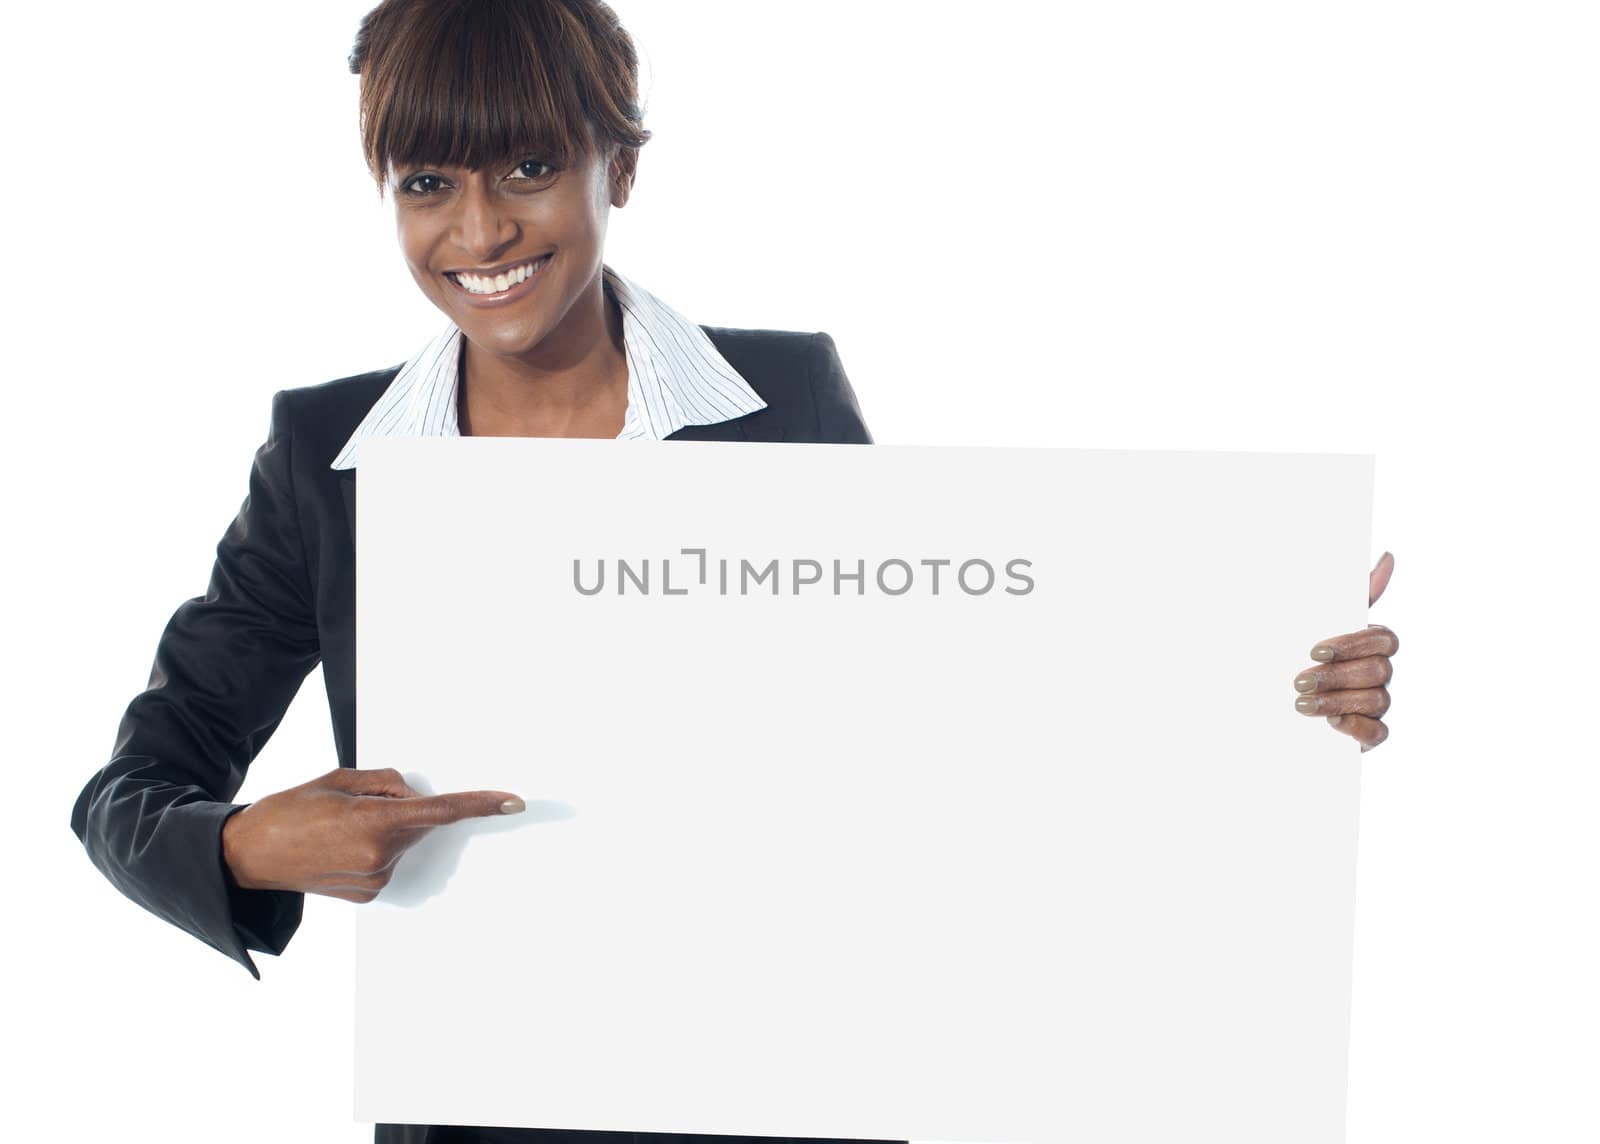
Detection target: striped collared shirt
<box><xmin>329</xmin><ymin>266</ymin><xmax>768</xmax><ymax>470</ymax></box>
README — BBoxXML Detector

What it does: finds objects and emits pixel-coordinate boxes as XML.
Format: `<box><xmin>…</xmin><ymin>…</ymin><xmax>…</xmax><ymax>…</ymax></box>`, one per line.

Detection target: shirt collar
<box><xmin>329</xmin><ymin>265</ymin><xmax>767</xmax><ymax>470</ymax></box>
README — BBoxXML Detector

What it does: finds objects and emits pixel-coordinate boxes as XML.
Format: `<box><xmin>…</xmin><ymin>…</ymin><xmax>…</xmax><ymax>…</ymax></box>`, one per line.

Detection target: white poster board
<box><xmin>353</xmin><ymin>439</ymin><xmax>1372</xmax><ymax>1143</ymax></box>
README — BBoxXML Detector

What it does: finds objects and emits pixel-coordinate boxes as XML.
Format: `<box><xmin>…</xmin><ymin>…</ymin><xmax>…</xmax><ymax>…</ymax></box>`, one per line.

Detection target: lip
<box><xmin>443</xmin><ymin>253</ymin><xmax>552</xmax><ymax>307</ymax></box>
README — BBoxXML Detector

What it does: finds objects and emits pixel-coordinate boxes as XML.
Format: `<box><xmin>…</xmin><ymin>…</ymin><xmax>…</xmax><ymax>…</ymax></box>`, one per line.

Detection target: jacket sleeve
<box><xmin>808</xmin><ymin>331</ymin><xmax>874</xmax><ymax>444</ymax></box>
<box><xmin>70</xmin><ymin>389</ymin><xmax>322</xmax><ymax>979</ymax></box>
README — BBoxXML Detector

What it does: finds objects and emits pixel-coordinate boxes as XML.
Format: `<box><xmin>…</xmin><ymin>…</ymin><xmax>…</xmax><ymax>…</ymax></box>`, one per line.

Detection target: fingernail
<box><xmin>1327</xmin><ymin>715</ymin><xmax>1345</xmax><ymax>729</ymax></box>
<box><xmin>1311</xmin><ymin>645</ymin><xmax>1336</xmax><ymax>661</ymax></box>
<box><xmin>1296</xmin><ymin>696</ymin><xmax>1320</xmax><ymax>713</ymax></box>
<box><xmin>1295</xmin><ymin>675</ymin><xmax>1319</xmax><ymax>693</ymax></box>
<box><xmin>500</xmin><ymin>797</ymin><xmax>526</xmax><ymax>815</ymax></box>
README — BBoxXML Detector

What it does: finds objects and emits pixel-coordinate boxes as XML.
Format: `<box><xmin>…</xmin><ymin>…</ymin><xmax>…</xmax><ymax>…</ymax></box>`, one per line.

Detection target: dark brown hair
<box><xmin>348</xmin><ymin>0</ymin><xmax>651</xmax><ymax>195</ymax></box>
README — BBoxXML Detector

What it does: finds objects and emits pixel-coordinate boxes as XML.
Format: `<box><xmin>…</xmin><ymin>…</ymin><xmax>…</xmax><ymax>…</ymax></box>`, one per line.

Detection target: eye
<box><xmin>398</xmin><ymin>171</ymin><xmax>448</xmax><ymax>198</ymax></box>
<box><xmin>506</xmin><ymin>158</ymin><xmax>556</xmax><ymax>182</ymax></box>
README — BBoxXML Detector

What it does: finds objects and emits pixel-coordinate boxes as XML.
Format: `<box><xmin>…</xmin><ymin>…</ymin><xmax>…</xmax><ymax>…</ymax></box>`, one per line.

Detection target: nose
<box><xmin>453</xmin><ymin>172</ymin><xmax>519</xmax><ymax>262</ymax></box>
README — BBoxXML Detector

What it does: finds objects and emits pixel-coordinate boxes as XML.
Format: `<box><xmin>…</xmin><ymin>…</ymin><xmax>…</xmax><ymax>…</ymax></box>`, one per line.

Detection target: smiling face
<box><xmin>391</xmin><ymin>139</ymin><xmax>635</xmax><ymax>365</ymax></box>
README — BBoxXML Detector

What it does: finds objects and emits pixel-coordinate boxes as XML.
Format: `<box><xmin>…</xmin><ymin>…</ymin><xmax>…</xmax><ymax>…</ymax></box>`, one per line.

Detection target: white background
<box><xmin>4</xmin><ymin>1</ymin><xmax>1594</xmax><ymax>1142</ymax></box>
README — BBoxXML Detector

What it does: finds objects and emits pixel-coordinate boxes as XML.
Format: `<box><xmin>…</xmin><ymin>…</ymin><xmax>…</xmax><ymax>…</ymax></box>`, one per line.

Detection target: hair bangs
<box><xmin>359</xmin><ymin>0</ymin><xmax>597</xmax><ymax>191</ymax></box>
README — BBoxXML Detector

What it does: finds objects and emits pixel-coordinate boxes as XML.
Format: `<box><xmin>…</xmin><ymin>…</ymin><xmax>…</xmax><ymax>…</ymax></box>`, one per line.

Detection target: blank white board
<box><xmin>353</xmin><ymin>438</ymin><xmax>1372</xmax><ymax>1143</ymax></box>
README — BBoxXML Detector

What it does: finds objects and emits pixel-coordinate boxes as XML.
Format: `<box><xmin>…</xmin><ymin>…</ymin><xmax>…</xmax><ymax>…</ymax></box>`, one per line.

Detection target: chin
<box><xmin>457</xmin><ymin>315</ymin><xmax>549</xmax><ymax>357</ymax></box>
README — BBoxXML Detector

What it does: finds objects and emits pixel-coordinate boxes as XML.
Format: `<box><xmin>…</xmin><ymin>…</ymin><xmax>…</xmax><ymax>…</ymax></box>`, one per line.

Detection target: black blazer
<box><xmin>69</xmin><ymin>327</ymin><xmax>892</xmax><ymax>1144</ymax></box>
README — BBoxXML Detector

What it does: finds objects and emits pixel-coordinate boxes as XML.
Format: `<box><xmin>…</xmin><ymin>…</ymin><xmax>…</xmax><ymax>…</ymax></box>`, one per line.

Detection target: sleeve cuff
<box><xmin>211</xmin><ymin>803</ymin><xmax>307</xmax><ymax>979</ymax></box>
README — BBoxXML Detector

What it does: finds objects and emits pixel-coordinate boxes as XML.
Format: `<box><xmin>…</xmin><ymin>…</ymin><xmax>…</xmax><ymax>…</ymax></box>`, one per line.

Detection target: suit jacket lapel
<box><xmin>671</xmin><ymin>414</ymin><xmax>783</xmax><ymax>442</ymax></box>
<box><xmin>737</xmin><ymin>417</ymin><xmax>786</xmax><ymax>441</ymax></box>
<box><xmin>340</xmin><ymin>468</ymin><xmax>357</xmax><ymax>549</ymax></box>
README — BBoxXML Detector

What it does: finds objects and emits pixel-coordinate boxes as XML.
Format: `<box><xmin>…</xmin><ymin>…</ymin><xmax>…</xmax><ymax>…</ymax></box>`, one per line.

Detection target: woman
<box><xmin>68</xmin><ymin>2</ymin><xmax>1399</xmax><ymax>1142</ymax></box>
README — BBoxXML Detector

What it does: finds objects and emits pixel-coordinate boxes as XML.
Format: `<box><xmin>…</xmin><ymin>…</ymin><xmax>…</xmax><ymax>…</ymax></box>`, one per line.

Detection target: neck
<box><xmin>457</xmin><ymin>270</ymin><xmax>628</xmax><ymax>438</ymax></box>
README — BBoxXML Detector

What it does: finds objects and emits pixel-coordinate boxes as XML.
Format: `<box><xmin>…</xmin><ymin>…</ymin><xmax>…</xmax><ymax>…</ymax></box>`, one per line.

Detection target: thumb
<box><xmin>1368</xmin><ymin>550</ymin><xmax>1394</xmax><ymax>607</ymax></box>
<box><xmin>382</xmin><ymin>790</ymin><xmax>527</xmax><ymax>830</ymax></box>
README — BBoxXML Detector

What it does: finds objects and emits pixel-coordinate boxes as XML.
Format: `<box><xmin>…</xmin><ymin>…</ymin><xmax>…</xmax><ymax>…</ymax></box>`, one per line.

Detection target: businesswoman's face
<box><xmin>390</xmin><ymin>141</ymin><xmax>635</xmax><ymax>360</ymax></box>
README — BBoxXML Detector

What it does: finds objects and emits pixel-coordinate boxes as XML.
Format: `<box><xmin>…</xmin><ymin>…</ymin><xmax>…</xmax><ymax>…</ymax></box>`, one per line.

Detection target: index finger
<box><xmin>1310</xmin><ymin>624</ymin><xmax>1400</xmax><ymax>663</ymax></box>
<box><xmin>377</xmin><ymin>791</ymin><xmax>527</xmax><ymax>830</ymax></box>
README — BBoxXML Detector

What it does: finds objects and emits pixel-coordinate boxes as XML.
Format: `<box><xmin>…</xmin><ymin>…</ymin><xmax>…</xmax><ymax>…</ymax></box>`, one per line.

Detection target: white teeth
<box><xmin>453</xmin><ymin>255</ymin><xmax>547</xmax><ymax>295</ymax></box>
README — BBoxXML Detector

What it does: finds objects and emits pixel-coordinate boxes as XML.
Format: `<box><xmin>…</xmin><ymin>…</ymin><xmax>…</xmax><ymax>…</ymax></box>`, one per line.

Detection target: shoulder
<box><xmin>701</xmin><ymin>326</ymin><xmax>871</xmax><ymax>445</ymax></box>
<box><xmin>699</xmin><ymin>324</ymin><xmax>815</xmax><ymax>386</ymax></box>
<box><xmin>271</xmin><ymin>365</ymin><xmax>401</xmax><ymax>468</ymax></box>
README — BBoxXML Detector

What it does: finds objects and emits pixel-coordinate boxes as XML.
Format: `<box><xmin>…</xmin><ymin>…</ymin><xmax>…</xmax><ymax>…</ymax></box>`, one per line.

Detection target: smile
<box><xmin>444</xmin><ymin>254</ymin><xmax>551</xmax><ymax>301</ymax></box>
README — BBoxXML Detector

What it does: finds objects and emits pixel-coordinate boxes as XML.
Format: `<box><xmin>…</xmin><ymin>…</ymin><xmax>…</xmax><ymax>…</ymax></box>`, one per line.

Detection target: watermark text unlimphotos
<box><xmin>573</xmin><ymin>549</ymin><xmax>1035</xmax><ymax>597</ymax></box>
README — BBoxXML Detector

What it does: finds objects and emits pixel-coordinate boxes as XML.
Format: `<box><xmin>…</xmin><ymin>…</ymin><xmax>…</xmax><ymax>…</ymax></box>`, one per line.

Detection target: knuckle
<box><xmin>1375</xmin><ymin>687</ymin><xmax>1392</xmax><ymax>716</ymax></box>
<box><xmin>357</xmin><ymin>843</ymin><xmax>390</xmax><ymax>874</ymax></box>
